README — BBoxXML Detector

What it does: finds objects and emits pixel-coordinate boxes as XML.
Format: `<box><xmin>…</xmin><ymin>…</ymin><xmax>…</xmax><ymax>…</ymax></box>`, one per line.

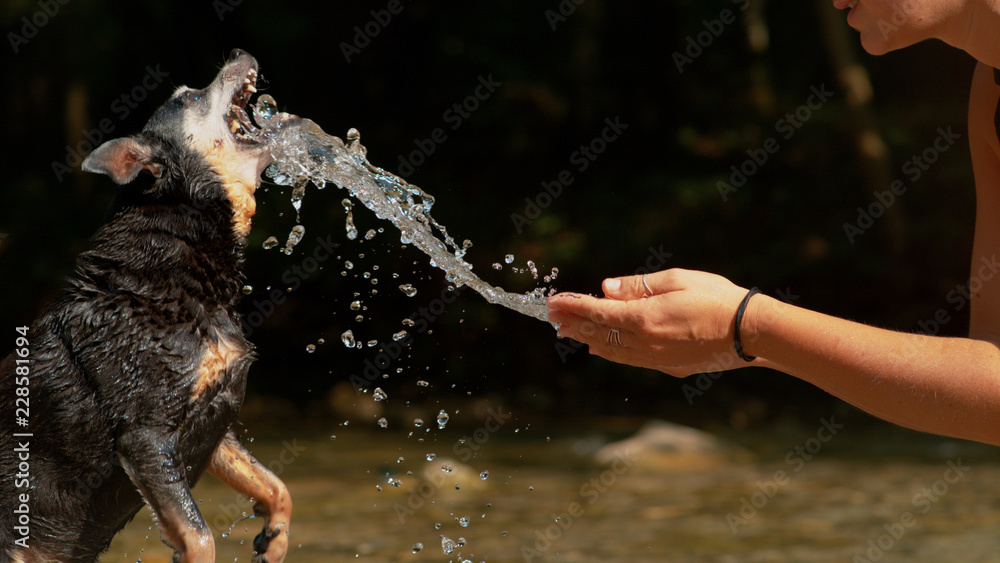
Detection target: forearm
<box><xmin>744</xmin><ymin>295</ymin><xmax>1000</xmax><ymax>445</ymax></box>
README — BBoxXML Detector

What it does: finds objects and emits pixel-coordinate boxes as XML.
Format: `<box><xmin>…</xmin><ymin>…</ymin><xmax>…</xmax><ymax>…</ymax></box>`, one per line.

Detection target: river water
<box><xmin>106</xmin><ymin>415</ymin><xmax>1000</xmax><ymax>562</ymax></box>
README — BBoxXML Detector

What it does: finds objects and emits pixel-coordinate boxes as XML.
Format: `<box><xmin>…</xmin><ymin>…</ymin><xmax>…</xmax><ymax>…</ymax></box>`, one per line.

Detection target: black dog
<box><xmin>0</xmin><ymin>49</ymin><xmax>293</xmax><ymax>563</ymax></box>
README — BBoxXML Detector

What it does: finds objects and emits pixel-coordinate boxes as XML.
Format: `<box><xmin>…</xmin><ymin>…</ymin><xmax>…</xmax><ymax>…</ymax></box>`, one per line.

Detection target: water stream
<box><xmin>253</xmin><ymin>95</ymin><xmax>551</xmax><ymax>323</ymax></box>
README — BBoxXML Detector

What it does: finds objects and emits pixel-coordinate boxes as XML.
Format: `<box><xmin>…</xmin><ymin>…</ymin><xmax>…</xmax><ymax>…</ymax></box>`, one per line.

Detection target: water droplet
<box><xmin>344</xmin><ymin>260</ymin><xmax>354</xmax><ymax>270</ymax></box>
<box><xmin>317</xmin><ymin>338</ymin><xmax>325</xmax><ymax>345</ymax></box>
<box><xmin>341</xmin><ymin>330</ymin><xmax>356</xmax><ymax>348</ymax></box>
<box><xmin>373</xmin><ymin>387</ymin><xmax>387</xmax><ymax>401</ymax></box>
<box><xmin>365</xmin><ymin>229</ymin><xmax>377</xmax><ymax>240</ymax></box>
<box><xmin>411</xmin><ymin>543</ymin><xmax>423</xmax><ymax>554</ymax></box>
<box><xmin>291</xmin><ymin>184</ymin><xmax>306</xmax><ymax>214</ymax></box>
<box><xmin>414</xmin><ymin>418</ymin><xmax>424</xmax><ymax>428</ymax></box>
<box><xmin>436</xmin><ymin>410</ymin><xmax>450</xmax><ymax>429</ymax></box>
<box><xmin>492</xmin><ymin>262</ymin><xmax>502</xmax><ymax>270</ymax></box>
<box><xmin>387</xmin><ymin>477</ymin><xmax>402</xmax><ymax>487</ymax></box>
<box><xmin>377</xmin><ymin>417</ymin><xmax>388</xmax><ymax>429</ymax></box>
<box><xmin>441</xmin><ymin>536</ymin><xmax>457</xmax><ymax>555</ymax></box>
<box><xmin>426</xmin><ymin>452</ymin><xmax>436</xmax><ymax>461</ymax></box>
<box><xmin>441</xmin><ymin>464</ymin><xmax>453</xmax><ymax>473</ymax></box>
<box><xmin>283</xmin><ymin>225</ymin><xmax>305</xmax><ymax>255</ymax></box>
<box><xmin>402</xmin><ymin>318</ymin><xmax>416</xmax><ymax>327</ymax></box>
<box><xmin>479</xmin><ymin>470</ymin><xmax>489</xmax><ymax>480</ymax></box>
<box><xmin>262</xmin><ymin>236</ymin><xmax>279</xmax><ymax>250</ymax></box>
<box><xmin>398</xmin><ymin>284</ymin><xmax>417</xmax><ymax>297</ymax></box>
<box><xmin>434</xmin><ymin>522</ymin><xmax>442</xmax><ymax>530</ymax></box>
<box><xmin>416</xmin><ymin>380</ymin><xmax>429</xmax><ymax>388</ymax></box>
<box><xmin>504</xmin><ymin>254</ymin><xmax>514</xmax><ymax>264</ymax></box>
<box><xmin>305</xmin><ymin>344</ymin><xmax>316</xmax><ymax>353</ymax></box>
<box><xmin>367</xmin><ymin>340</ymin><xmax>378</xmax><ymax>348</ymax></box>
<box><xmin>252</xmin><ymin>94</ymin><xmax>278</xmax><ymax>124</ymax></box>
<box><xmin>350</xmin><ymin>300</ymin><xmax>361</xmax><ymax>311</ymax></box>
<box><xmin>241</xmin><ymin>284</ymin><xmax>253</xmax><ymax>295</ymax></box>
<box><xmin>527</xmin><ymin>260</ymin><xmax>538</xmax><ymax>279</ymax></box>
<box><xmin>459</xmin><ymin>515</ymin><xmax>470</xmax><ymax>527</ymax></box>
<box><xmin>392</xmin><ymin>330</ymin><xmax>408</xmax><ymax>342</ymax></box>
<box><xmin>342</xmin><ymin>198</ymin><xmax>358</xmax><ymax>240</ymax></box>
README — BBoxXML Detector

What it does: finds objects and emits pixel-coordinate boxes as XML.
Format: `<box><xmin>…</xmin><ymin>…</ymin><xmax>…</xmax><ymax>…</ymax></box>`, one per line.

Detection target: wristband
<box><xmin>734</xmin><ymin>287</ymin><xmax>760</xmax><ymax>362</ymax></box>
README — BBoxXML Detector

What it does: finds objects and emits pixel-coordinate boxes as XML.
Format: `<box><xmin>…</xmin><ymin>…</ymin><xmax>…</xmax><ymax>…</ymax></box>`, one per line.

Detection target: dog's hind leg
<box><xmin>207</xmin><ymin>430</ymin><xmax>291</xmax><ymax>563</ymax></box>
<box><xmin>117</xmin><ymin>429</ymin><xmax>215</xmax><ymax>563</ymax></box>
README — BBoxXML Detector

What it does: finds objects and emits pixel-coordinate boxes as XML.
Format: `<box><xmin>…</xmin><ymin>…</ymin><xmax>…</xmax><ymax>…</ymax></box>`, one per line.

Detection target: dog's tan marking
<box><xmin>202</xmin><ymin>150</ymin><xmax>259</xmax><ymax>239</ymax></box>
<box><xmin>192</xmin><ymin>336</ymin><xmax>245</xmax><ymax>399</ymax></box>
<box><xmin>184</xmin><ymin>113</ymin><xmax>262</xmax><ymax>239</ymax></box>
<box><xmin>208</xmin><ymin>434</ymin><xmax>292</xmax><ymax>562</ymax></box>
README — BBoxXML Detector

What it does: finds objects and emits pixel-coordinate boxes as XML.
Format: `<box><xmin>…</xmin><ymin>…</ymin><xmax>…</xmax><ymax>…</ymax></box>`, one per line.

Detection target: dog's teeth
<box><xmin>246</xmin><ymin>84</ymin><xmax>257</xmax><ymax>93</ymax></box>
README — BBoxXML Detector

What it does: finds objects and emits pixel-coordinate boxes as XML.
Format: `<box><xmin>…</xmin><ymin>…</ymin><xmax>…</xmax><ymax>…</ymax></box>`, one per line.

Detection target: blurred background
<box><xmin>0</xmin><ymin>0</ymin><xmax>979</xmax><ymax>426</ymax></box>
<box><xmin>2</xmin><ymin>1</ymin><xmax>998</xmax><ymax>560</ymax></box>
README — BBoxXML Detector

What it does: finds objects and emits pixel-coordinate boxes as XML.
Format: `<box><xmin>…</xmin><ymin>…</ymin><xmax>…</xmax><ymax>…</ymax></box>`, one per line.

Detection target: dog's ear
<box><xmin>82</xmin><ymin>136</ymin><xmax>165</xmax><ymax>185</ymax></box>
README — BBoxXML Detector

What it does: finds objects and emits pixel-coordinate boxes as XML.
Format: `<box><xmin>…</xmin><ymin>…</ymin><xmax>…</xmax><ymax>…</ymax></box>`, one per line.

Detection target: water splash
<box><xmin>258</xmin><ymin>103</ymin><xmax>550</xmax><ymax>322</ymax></box>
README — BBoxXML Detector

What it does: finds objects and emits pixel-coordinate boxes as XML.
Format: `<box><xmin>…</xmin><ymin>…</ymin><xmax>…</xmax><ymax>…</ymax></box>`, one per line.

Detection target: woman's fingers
<box><xmin>549</xmin><ymin>292</ymin><xmax>653</xmax><ymax>332</ymax></box>
<box><xmin>602</xmin><ymin>268</ymin><xmax>692</xmax><ymax>300</ymax></box>
<box><xmin>548</xmin><ymin>307</ymin><xmax>637</xmax><ymax>347</ymax></box>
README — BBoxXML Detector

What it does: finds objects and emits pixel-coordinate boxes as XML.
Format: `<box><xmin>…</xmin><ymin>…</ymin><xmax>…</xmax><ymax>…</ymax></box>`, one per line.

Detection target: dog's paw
<box><xmin>252</xmin><ymin>524</ymin><xmax>289</xmax><ymax>563</ymax></box>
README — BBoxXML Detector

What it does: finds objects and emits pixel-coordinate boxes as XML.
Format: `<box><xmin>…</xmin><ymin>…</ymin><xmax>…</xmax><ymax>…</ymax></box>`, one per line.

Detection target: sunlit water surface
<box><xmin>106</xmin><ymin>418</ymin><xmax>1000</xmax><ymax>562</ymax></box>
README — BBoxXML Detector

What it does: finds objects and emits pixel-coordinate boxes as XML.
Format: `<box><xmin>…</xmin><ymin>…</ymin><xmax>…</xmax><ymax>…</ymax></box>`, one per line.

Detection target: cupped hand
<box><xmin>547</xmin><ymin>268</ymin><xmax>751</xmax><ymax>377</ymax></box>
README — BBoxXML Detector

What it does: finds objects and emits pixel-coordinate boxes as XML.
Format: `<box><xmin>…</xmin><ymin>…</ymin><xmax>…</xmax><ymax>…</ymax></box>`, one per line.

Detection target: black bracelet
<box><xmin>734</xmin><ymin>287</ymin><xmax>760</xmax><ymax>362</ymax></box>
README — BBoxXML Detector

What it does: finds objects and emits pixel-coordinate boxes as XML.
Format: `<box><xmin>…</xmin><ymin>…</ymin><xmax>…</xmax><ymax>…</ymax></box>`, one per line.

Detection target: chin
<box><xmin>859</xmin><ymin>37</ymin><xmax>893</xmax><ymax>55</ymax></box>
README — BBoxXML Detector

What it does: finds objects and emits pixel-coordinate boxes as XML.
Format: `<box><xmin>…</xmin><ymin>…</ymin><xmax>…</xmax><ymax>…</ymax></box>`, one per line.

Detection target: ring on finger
<box><xmin>608</xmin><ymin>328</ymin><xmax>623</xmax><ymax>346</ymax></box>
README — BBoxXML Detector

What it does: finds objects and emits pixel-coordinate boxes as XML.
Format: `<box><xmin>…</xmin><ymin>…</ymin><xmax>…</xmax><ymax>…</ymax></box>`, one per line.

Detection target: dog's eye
<box><xmin>183</xmin><ymin>90</ymin><xmax>204</xmax><ymax>104</ymax></box>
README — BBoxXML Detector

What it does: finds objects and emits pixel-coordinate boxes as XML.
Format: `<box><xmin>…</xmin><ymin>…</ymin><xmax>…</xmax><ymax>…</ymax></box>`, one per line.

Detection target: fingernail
<box><xmin>605</xmin><ymin>279</ymin><xmax>621</xmax><ymax>292</ymax></box>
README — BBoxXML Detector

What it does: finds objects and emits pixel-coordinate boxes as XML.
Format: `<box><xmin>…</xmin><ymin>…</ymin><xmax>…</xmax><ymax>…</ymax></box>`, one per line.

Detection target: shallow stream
<box><xmin>107</xmin><ymin>418</ymin><xmax>1000</xmax><ymax>562</ymax></box>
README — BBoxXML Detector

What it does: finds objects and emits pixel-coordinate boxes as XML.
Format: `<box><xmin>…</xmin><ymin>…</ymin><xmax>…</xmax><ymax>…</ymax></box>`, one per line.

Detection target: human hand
<box><xmin>547</xmin><ymin>268</ymin><xmax>752</xmax><ymax>377</ymax></box>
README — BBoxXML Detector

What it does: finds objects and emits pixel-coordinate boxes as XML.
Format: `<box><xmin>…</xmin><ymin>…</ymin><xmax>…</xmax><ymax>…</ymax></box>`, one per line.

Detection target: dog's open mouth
<box><xmin>226</xmin><ymin>66</ymin><xmax>262</xmax><ymax>144</ymax></box>
<box><xmin>225</xmin><ymin>65</ymin><xmax>298</xmax><ymax>147</ymax></box>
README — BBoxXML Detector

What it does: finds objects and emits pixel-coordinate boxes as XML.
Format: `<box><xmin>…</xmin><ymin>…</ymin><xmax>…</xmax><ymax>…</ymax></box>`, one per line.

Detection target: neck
<box><xmin>938</xmin><ymin>0</ymin><xmax>1000</xmax><ymax>68</ymax></box>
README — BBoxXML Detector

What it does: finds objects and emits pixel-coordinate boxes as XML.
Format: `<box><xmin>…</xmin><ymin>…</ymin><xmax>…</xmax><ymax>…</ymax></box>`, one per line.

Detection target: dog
<box><xmin>0</xmin><ymin>49</ymin><xmax>293</xmax><ymax>563</ymax></box>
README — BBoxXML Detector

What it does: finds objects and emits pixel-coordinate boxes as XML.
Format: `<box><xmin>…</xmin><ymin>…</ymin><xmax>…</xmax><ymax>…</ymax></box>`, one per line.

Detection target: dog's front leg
<box><xmin>118</xmin><ymin>429</ymin><xmax>214</xmax><ymax>563</ymax></box>
<box><xmin>208</xmin><ymin>430</ymin><xmax>292</xmax><ymax>563</ymax></box>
